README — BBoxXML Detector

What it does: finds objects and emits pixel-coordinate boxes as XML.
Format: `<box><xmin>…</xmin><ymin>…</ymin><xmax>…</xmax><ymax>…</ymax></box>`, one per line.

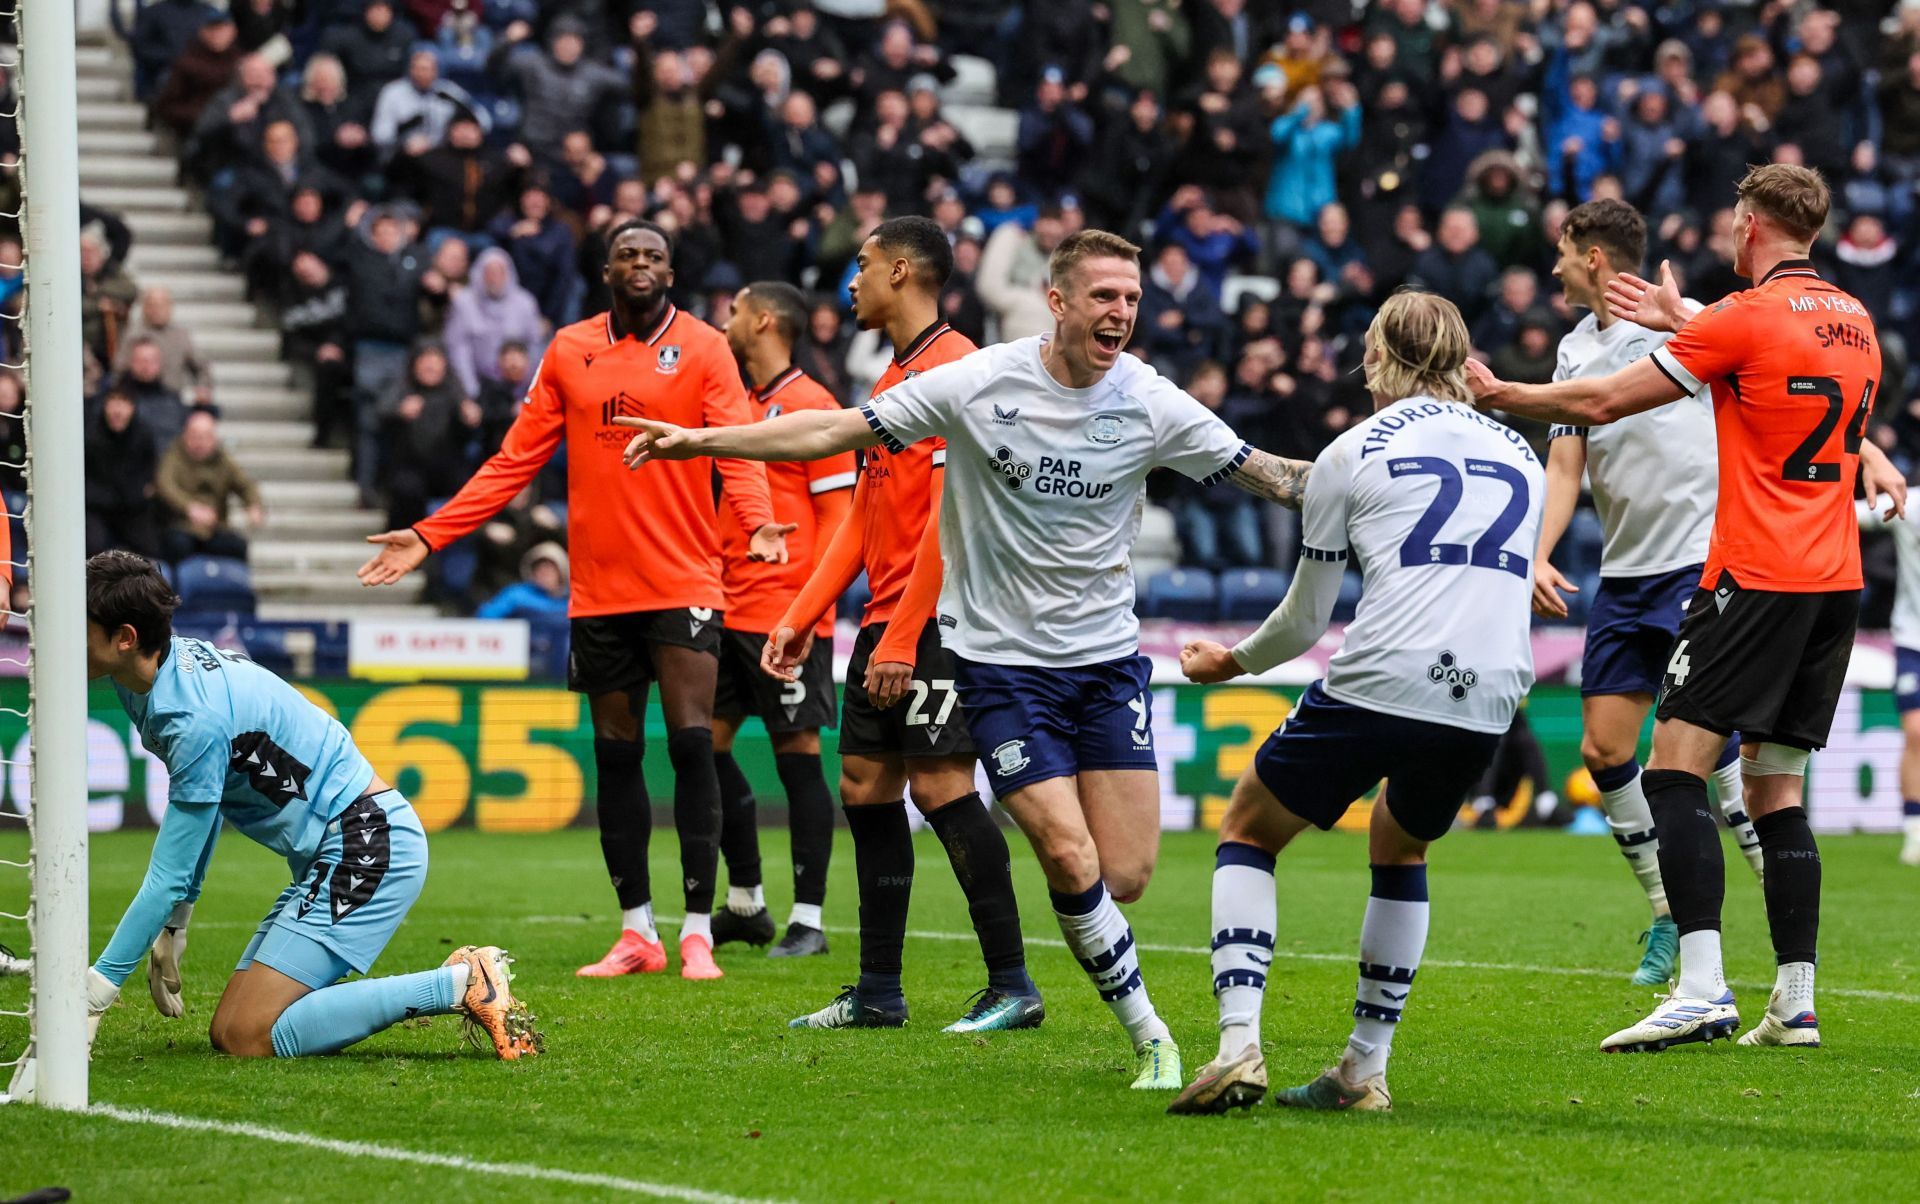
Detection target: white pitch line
<box><xmin>87</xmin><ymin>1104</ymin><xmax>789</xmax><ymax>1204</ymax></box>
<box><xmin>512</xmin><ymin>914</ymin><xmax>1920</xmax><ymax>1004</ymax></box>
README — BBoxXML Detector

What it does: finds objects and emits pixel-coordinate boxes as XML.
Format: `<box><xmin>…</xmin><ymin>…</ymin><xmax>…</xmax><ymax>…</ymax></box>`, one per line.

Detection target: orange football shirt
<box><xmin>413</xmin><ymin>305</ymin><xmax>775</xmax><ymax>616</ymax></box>
<box><xmin>858</xmin><ymin>321</ymin><xmax>974</xmax><ymax>626</ymax></box>
<box><xmin>1651</xmin><ymin>260</ymin><xmax>1880</xmax><ymax>591</ymax></box>
<box><xmin>721</xmin><ymin>366</ymin><xmax>857</xmax><ymax>637</ymax></box>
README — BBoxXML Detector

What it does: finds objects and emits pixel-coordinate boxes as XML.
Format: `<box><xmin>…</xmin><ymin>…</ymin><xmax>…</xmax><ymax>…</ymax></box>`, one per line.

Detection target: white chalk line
<box><xmin>85</xmin><ymin>1104</ymin><xmax>790</xmax><ymax>1203</ymax></box>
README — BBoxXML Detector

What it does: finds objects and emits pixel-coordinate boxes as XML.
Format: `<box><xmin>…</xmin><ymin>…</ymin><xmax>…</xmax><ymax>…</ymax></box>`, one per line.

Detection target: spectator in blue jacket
<box><xmin>1137</xmin><ymin>240</ymin><xmax>1227</xmax><ymax>383</ymax></box>
<box><xmin>477</xmin><ymin>541</ymin><xmax>569</xmax><ymax>620</ymax></box>
<box><xmin>1545</xmin><ymin>72</ymin><xmax>1619</xmax><ymax>201</ymax></box>
<box><xmin>1016</xmin><ymin>65</ymin><xmax>1096</xmax><ymax>200</ymax></box>
<box><xmin>1263</xmin><ymin>79</ymin><xmax>1362</xmax><ymax>227</ymax></box>
<box><xmin>1154</xmin><ymin>187</ymin><xmax>1259</xmax><ymax>303</ymax></box>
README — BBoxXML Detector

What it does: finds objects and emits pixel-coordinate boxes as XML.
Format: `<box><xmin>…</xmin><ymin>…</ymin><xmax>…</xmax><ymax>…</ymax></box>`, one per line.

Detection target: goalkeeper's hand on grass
<box><xmin>147</xmin><ymin>916</ymin><xmax>188</xmax><ymax>1018</ymax></box>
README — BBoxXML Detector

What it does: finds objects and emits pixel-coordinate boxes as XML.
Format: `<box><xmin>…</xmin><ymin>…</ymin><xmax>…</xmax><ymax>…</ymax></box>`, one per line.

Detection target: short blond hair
<box><xmin>1736</xmin><ymin>163</ymin><xmax>1829</xmax><ymax>243</ymax></box>
<box><xmin>1049</xmin><ymin>229</ymin><xmax>1141</xmax><ymax>291</ymax></box>
<box><xmin>1363</xmin><ymin>290</ymin><xmax>1472</xmax><ymax>404</ymax></box>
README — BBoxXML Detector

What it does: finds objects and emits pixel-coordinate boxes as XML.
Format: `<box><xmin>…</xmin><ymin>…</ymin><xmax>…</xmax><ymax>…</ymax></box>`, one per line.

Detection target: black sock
<box><xmin>844</xmin><ymin>801</ymin><xmax>912</xmax><ymax>1004</ymax></box>
<box><xmin>1644</xmin><ymin>768</ymin><xmax>1724</xmax><ymax>935</ymax></box>
<box><xmin>715</xmin><ymin>750</ymin><xmax>762</xmax><ymax>893</ymax></box>
<box><xmin>1753</xmin><ymin>806</ymin><xmax>1821</xmax><ymax>965</ymax></box>
<box><xmin>593</xmin><ymin>737</ymin><xmax>652</xmax><ymax>911</ymax></box>
<box><xmin>775</xmin><ymin>752</ymin><xmax>834</xmax><ymax>910</ymax></box>
<box><xmin>667</xmin><ymin>727</ymin><xmax>721</xmax><ymax>915</ymax></box>
<box><xmin>926</xmin><ymin>793</ymin><xmax>1033</xmax><ymax>996</ymax></box>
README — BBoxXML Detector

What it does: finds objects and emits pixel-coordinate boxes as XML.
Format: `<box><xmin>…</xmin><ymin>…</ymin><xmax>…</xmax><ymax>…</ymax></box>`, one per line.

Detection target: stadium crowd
<box><xmin>44</xmin><ymin>0</ymin><xmax>1920</xmax><ymax>620</ymax></box>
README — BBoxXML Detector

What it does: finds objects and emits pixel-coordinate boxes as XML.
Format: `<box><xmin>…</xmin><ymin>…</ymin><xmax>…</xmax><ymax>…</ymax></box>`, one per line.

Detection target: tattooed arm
<box><xmin>1229</xmin><ymin>448</ymin><xmax>1312</xmax><ymax>510</ymax></box>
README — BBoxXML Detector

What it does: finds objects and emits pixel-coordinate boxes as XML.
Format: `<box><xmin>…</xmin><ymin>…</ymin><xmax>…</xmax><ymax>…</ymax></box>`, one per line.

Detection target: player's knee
<box><xmin>210</xmin><ymin>1014</ymin><xmax>274</xmax><ymax>1057</ymax></box>
<box><xmin>1107</xmin><ymin>865</ymin><xmax>1153</xmax><ymax>904</ymax></box>
<box><xmin>1579</xmin><ymin>730</ymin><xmax>1634</xmax><ymax>773</ymax></box>
<box><xmin>1034</xmin><ymin>835</ymin><xmax>1101</xmax><ymax>893</ymax></box>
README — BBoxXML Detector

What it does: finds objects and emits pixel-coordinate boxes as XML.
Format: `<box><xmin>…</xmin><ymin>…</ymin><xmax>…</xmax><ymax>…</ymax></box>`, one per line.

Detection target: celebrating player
<box><xmin>1169</xmin><ymin>292</ymin><xmax>1542</xmax><ymax>1114</ymax></box>
<box><xmin>768</xmin><ymin>217</ymin><xmax>1044</xmax><ymax>1031</ymax></box>
<box><xmin>619</xmin><ymin>228</ymin><xmax>1315</xmax><ymax>1089</ymax></box>
<box><xmin>707</xmin><ymin>281</ymin><xmax>856</xmax><ymax>957</ymax></box>
<box><xmin>1532</xmin><ymin>199</ymin><xmax>1763</xmax><ymax>985</ymax></box>
<box><xmin>357</xmin><ymin>221</ymin><xmax>789</xmax><ymax>982</ymax></box>
<box><xmin>1471</xmin><ymin>165</ymin><xmax>1906</xmax><ymax>1052</ymax></box>
<box><xmin>82</xmin><ymin>551</ymin><xmax>539</xmax><ymax>1060</ymax></box>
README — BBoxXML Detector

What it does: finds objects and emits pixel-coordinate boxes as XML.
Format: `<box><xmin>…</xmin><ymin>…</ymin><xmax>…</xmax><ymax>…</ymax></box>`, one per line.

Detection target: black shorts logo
<box><xmin>329</xmin><ymin>796</ymin><xmax>393</xmax><ymax>924</ymax></box>
<box><xmin>230</xmin><ymin>732</ymin><xmax>313</xmax><ymax>807</ymax></box>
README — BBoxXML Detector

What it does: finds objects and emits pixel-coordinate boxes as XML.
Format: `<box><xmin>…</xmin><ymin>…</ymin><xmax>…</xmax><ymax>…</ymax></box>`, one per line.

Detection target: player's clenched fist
<box><xmin>760</xmin><ymin>624</ymin><xmax>812</xmax><ymax>682</ymax></box>
<box><xmin>616</xmin><ymin>416</ymin><xmax>704</xmax><ymax>466</ymax></box>
<box><xmin>1180</xmin><ymin>640</ymin><xmax>1244</xmax><ymax>684</ymax></box>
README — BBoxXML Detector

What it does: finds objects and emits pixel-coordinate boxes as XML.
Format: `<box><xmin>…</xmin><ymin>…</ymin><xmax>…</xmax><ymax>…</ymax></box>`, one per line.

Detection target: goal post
<box><xmin>15</xmin><ymin>0</ymin><xmax>92</xmax><ymax>1110</ymax></box>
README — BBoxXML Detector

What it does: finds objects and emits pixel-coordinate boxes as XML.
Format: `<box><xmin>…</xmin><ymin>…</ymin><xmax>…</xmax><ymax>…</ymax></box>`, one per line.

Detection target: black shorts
<box><xmin>713</xmin><ymin>627</ymin><xmax>838</xmax><ymax>733</ymax></box>
<box><xmin>840</xmin><ymin>619</ymin><xmax>974</xmax><ymax>759</ymax></box>
<box><xmin>1655</xmin><ymin>570</ymin><xmax>1859</xmax><ymax>750</ymax></box>
<box><xmin>567</xmin><ymin>607</ymin><xmax>722</xmax><ymax>696</ymax></box>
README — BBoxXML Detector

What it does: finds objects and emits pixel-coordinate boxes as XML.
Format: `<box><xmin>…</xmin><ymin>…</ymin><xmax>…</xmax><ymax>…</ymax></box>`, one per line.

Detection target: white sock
<box><xmin>1676</xmin><ymin>929</ymin><xmax>1727</xmax><ymax>998</ymax></box>
<box><xmin>1347</xmin><ymin>865</ymin><xmax>1430</xmax><ymax>1081</ymax></box>
<box><xmin>681</xmin><ymin>912</ymin><xmax>711</xmax><ymax>942</ymax></box>
<box><xmin>621</xmin><ymin>904</ymin><xmax>657</xmax><ymax>941</ymax></box>
<box><xmin>1596</xmin><ymin>761</ymin><xmax>1669</xmax><ymax>916</ymax></box>
<box><xmin>726</xmin><ymin>885</ymin><xmax>765</xmax><ymax>914</ymax></box>
<box><xmin>446</xmin><ymin>960</ymin><xmax>469</xmax><ymax>996</ymax></box>
<box><xmin>788</xmin><ymin>902</ymin><xmax>823</xmax><ymax>931</ymax></box>
<box><xmin>1712</xmin><ymin>753</ymin><xmax>1765</xmax><ymax>879</ymax></box>
<box><xmin>1210</xmin><ymin>843</ymin><xmax>1277</xmax><ymax>1061</ymax></box>
<box><xmin>1052</xmin><ymin>882</ymin><xmax>1171</xmax><ymax>1048</ymax></box>
<box><xmin>1772</xmin><ymin>960</ymin><xmax>1816</xmax><ymax>1018</ymax></box>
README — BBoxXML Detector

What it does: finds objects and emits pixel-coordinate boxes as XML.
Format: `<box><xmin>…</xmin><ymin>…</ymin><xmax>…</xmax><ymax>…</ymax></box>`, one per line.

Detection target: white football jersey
<box><xmin>1868</xmin><ymin>501</ymin><xmax>1920</xmax><ymax>650</ymax></box>
<box><xmin>1308</xmin><ymin>396</ymin><xmax>1545</xmax><ymax>733</ymax></box>
<box><xmin>862</xmin><ymin>336</ymin><xmax>1251</xmax><ymax>666</ymax></box>
<box><xmin>1548</xmin><ymin>312</ymin><xmax>1717</xmax><ymax>577</ymax></box>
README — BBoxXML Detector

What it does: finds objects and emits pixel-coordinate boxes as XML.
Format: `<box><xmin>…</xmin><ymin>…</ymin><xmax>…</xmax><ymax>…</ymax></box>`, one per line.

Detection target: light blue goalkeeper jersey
<box><xmin>93</xmin><ymin>636</ymin><xmax>376</xmax><ymax>984</ymax></box>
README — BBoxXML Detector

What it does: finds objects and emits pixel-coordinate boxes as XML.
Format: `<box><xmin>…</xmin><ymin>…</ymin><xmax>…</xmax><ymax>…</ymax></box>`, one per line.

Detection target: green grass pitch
<box><xmin>3</xmin><ymin>825</ymin><xmax>1917</xmax><ymax>1201</ymax></box>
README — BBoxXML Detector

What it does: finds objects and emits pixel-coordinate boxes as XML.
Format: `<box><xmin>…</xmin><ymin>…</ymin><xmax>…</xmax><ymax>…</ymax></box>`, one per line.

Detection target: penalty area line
<box><xmin>513</xmin><ymin>914</ymin><xmax>1920</xmax><ymax>1004</ymax></box>
<box><xmin>86</xmin><ymin>1104</ymin><xmax>791</xmax><ymax>1204</ymax></box>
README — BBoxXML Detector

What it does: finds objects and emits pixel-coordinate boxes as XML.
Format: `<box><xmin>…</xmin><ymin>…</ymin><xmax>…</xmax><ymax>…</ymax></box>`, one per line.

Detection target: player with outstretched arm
<box><xmin>618</xmin><ymin>228</ymin><xmax>1314</xmax><ymax>1091</ymax></box>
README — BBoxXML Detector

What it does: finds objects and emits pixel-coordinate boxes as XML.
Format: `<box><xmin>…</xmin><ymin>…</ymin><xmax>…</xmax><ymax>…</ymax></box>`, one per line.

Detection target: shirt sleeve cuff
<box><xmin>1650</xmin><ymin>345</ymin><xmax>1702</xmax><ymax>395</ymax></box>
<box><xmin>1547</xmin><ymin>425</ymin><xmax>1587</xmax><ymax>441</ymax></box>
<box><xmin>859</xmin><ymin>403</ymin><xmax>906</xmax><ymax>453</ymax></box>
<box><xmin>1200</xmin><ymin>443</ymin><xmax>1253</xmax><ymax>486</ymax></box>
<box><xmin>809</xmin><ymin>471</ymin><xmax>857</xmax><ymax>494</ymax></box>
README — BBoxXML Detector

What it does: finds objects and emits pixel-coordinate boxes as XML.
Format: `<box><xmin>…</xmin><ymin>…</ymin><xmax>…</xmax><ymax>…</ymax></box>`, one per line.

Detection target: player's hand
<box><xmin>1860</xmin><ymin>441</ymin><xmax>1908</xmax><ymax>520</ymax></box>
<box><xmin>86</xmin><ymin>966</ymin><xmax>119</xmax><ymax>1046</ymax></box>
<box><xmin>1180</xmin><ymin>640</ymin><xmax>1245</xmax><ymax>684</ymax></box>
<box><xmin>1464</xmin><ymin>358</ymin><xmax>1505</xmax><ymax>406</ymax></box>
<box><xmin>615</xmin><ymin>416</ymin><xmax>704</xmax><ymax>465</ymax></box>
<box><xmin>358</xmin><ymin>528</ymin><xmax>430</xmax><ymax>586</ymax></box>
<box><xmin>865</xmin><ymin>660</ymin><xmax>913</xmax><ymax>709</ymax></box>
<box><xmin>760</xmin><ymin>625</ymin><xmax>813</xmax><ymax>683</ymax></box>
<box><xmin>147</xmin><ymin>924</ymin><xmax>187</xmax><ymax>1019</ymax></box>
<box><xmin>748</xmin><ymin>522</ymin><xmax>798</xmax><ymax>564</ymax></box>
<box><xmin>1605</xmin><ymin>260</ymin><xmax>1688</xmax><ymax>333</ymax></box>
<box><xmin>1531</xmin><ymin>561</ymin><xmax>1578</xmax><ymax>619</ymax></box>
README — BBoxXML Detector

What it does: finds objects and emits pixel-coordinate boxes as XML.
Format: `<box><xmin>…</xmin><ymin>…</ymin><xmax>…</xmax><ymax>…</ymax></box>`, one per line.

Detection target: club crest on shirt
<box><xmin>1621</xmin><ymin>338</ymin><xmax>1648</xmax><ymax>360</ymax></box>
<box><xmin>657</xmin><ymin>344</ymin><xmax>682</xmax><ymax>374</ymax></box>
<box><xmin>1087</xmin><ymin>413</ymin><xmax>1125</xmax><ymax>445</ymax></box>
<box><xmin>991</xmin><ymin>739</ymin><xmax>1031</xmax><ymax>776</ymax></box>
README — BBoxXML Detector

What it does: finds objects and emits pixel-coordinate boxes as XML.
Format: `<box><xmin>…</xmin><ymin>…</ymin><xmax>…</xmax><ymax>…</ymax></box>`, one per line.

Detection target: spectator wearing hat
<box><xmin>131</xmin><ymin>0</ymin><xmax>224</xmax><ymax>100</ymax></box>
<box><xmin>1461</xmin><ymin>150</ymin><xmax>1542</xmax><ymax>270</ymax></box>
<box><xmin>150</xmin><ymin>14</ymin><xmax>243</xmax><ymax>141</ymax></box>
<box><xmin>156</xmin><ymin>406</ymin><xmax>265</xmax><ymax>564</ymax></box>
<box><xmin>443</xmin><ymin>247</ymin><xmax>544</xmax><ymax>399</ymax></box>
<box><xmin>1261</xmin><ymin>13</ymin><xmax>1333</xmax><ymax>98</ymax></box>
<box><xmin>487</xmin><ymin>14</ymin><xmax>625</xmax><ymax>164</ymax></box>
<box><xmin>319</xmin><ymin>0</ymin><xmax>418</xmax><ymax>98</ymax></box>
<box><xmin>477</xmin><ymin>541</ymin><xmax>570</xmax><ymax>621</ymax></box>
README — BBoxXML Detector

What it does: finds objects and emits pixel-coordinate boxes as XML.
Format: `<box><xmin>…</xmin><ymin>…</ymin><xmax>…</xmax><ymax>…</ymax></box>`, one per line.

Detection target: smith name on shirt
<box><xmin>1358</xmin><ymin>401</ymin><xmax>1539</xmax><ymax>463</ymax></box>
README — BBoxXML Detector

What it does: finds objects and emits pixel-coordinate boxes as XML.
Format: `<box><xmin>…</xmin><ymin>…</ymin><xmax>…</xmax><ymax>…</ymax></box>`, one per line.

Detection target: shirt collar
<box><xmin>893</xmin><ymin>319</ymin><xmax>949</xmax><ymax>367</ymax></box>
<box><xmin>1760</xmin><ymin>258</ymin><xmax>1821</xmax><ymax>285</ymax></box>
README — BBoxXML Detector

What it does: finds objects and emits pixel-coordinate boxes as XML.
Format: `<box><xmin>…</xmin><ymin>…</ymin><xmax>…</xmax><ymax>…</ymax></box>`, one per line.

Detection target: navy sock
<box><xmin>926</xmin><ymin>794</ymin><xmax>1033</xmax><ymax>996</ymax></box>
<box><xmin>844</xmin><ymin>801</ymin><xmax>912</xmax><ymax>1004</ymax></box>
<box><xmin>1905</xmin><ymin>799</ymin><xmax>1920</xmax><ymax>818</ymax></box>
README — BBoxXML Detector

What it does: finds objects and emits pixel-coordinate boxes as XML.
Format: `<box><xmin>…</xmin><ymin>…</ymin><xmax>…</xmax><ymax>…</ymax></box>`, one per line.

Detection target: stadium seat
<box><xmin>1218</xmin><ymin>568</ymin><xmax>1290</xmax><ymax>620</ymax></box>
<box><xmin>1222</xmin><ymin>273</ymin><xmax>1280</xmax><ymax>315</ymax></box>
<box><xmin>1331</xmin><ymin>569</ymin><xmax>1365</xmax><ymax>623</ymax></box>
<box><xmin>173</xmin><ymin>556</ymin><xmax>256</xmax><ymax>618</ymax></box>
<box><xmin>1140</xmin><ymin>568</ymin><xmax>1218</xmax><ymax>620</ymax></box>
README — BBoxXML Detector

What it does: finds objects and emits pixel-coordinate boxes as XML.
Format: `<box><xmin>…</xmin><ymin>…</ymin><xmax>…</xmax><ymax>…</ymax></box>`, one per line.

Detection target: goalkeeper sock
<box><xmin>269</xmin><ymin>967</ymin><xmax>459</xmax><ymax>1057</ymax></box>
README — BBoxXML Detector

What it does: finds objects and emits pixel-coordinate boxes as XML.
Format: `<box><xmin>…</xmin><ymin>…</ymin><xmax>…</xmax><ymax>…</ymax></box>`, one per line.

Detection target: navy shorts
<box><xmin>1252</xmin><ymin>682</ymin><xmax>1502</xmax><ymax>843</ymax></box>
<box><xmin>1580</xmin><ymin>565</ymin><xmax>1701</xmax><ymax>698</ymax></box>
<box><xmin>953</xmin><ymin>654</ymin><xmax>1156</xmax><ymax>796</ymax></box>
<box><xmin>1898</xmin><ymin>647</ymin><xmax>1920</xmax><ymax>714</ymax></box>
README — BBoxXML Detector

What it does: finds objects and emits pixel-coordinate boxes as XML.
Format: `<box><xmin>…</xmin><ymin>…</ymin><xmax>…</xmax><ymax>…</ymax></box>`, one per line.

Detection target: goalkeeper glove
<box><xmin>147</xmin><ymin>902</ymin><xmax>191</xmax><ymax>1018</ymax></box>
